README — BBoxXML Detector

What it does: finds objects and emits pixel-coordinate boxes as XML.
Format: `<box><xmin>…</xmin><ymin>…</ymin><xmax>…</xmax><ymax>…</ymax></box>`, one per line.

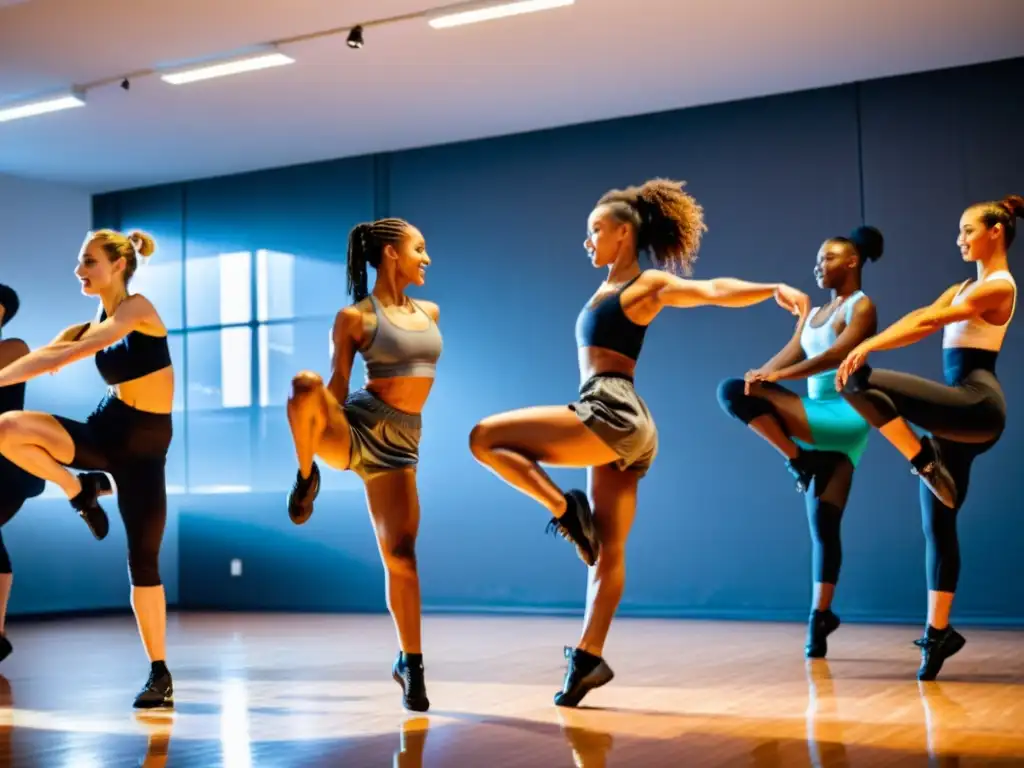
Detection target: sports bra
<box><xmin>942</xmin><ymin>270</ymin><xmax>1017</xmax><ymax>352</ymax></box>
<box><xmin>575</xmin><ymin>274</ymin><xmax>647</xmax><ymax>361</ymax></box>
<box><xmin>360</xmin><ymin>297</ymin><xmax>442</xmax><ymax>380</ymax></box>
<box><xmin>74</xmin><ymin>308</ymin><xmax>172</xmax><ymax>386</ymax></box>
<box><xmin>801</xmin><ymin>290</ymin><xmax>866</xmax><ymax>400</ymax></box>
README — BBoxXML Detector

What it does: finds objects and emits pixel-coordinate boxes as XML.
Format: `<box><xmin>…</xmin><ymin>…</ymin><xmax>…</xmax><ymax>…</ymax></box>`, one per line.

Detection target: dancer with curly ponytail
<box><xmin>285</xmin><ymin>218</ymin><xmax>441</xmax><ymax>712</ymax></box>
<box><xmin>469</xmin><ymin>179</ymin><xmax>809</xmax><ymax>707</ymax></box>
<box><xmin>836</xmin><ymin>195</ymin><xmax>1023</xmax><ymax>680</ymax></box>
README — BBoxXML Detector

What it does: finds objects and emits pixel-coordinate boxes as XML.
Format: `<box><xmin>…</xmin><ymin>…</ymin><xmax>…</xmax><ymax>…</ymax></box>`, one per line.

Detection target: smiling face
<box><xmin>957</xmin><ymin>206</ymin><xmax>1004</xmax><ymax>263</ymax></box>
<box><xmin>813</xmin><ymin>239</ymin><xmax>858</xmax><ymax>290</ymax></box>
<box><xmin>384</xmin><ymin>225</ymin><xmax>430</xmax><ymax>288</ymax></box>
<box><xmin>74</xmin><ymin>238</ymin><xmax>126</xmax><ymax>296</ymax></box>
<box><xmin>583</xmin><ymin>206</ymin><xmax>632</xmax><ymax>269</ymax></box>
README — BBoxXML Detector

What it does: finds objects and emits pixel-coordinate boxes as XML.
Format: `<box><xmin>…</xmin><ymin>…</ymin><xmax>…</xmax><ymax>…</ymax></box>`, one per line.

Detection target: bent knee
<box><xmin>291</xmin><ymin>370</ymin><xmax>324</xmax><ymax>397</ymax></box>
<box><xmin>0</xmin><ymin>411</ymin><xmax>29</xmax><ymax>452</ymax></box>
<box><xmin>716</xmin><ymin>377</ymin><xmax>747</xmax><ymax>412</ymax></box>
<box><xmin>468</xmin><ymin>422</ymin><xmax>494</xmax><ymax>458</ymax></box>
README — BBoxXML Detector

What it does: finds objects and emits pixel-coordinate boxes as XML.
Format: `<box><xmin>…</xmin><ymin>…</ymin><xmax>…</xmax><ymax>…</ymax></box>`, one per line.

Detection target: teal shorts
<box><xmin>792</xmin><ymin>394</ymin><xmax>871</xmax><ymax>466</ymax></box>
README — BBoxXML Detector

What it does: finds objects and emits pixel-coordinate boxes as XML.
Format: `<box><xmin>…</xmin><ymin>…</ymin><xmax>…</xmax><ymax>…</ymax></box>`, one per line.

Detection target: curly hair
<box><xmin>596</xmin><ymin>178</ymin><xmax>706</xmax><ymax>275</ymax></box>
<box><xmin>345</xmin><ymin>218</ymin><xmax>411</xmax><ymax>301</ymax></box>
<box><xmin>974</xmin><ymin>195</ymin><xmax>1024</xmax><ymax>248</ymax></box>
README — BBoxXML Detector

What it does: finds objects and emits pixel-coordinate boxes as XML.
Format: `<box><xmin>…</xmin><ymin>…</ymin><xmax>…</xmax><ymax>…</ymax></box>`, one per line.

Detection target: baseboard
<box><xmin>10</xmin><ymin>605</ymin><xmax>181</xmax><ymax>623</ymax></box>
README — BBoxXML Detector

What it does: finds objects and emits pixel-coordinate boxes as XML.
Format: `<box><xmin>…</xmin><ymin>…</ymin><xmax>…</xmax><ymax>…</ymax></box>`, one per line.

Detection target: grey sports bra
<box><xmin>360</xmin><ymin>297</ymin><xmax>442</xmax><ymax>380</ymax></box>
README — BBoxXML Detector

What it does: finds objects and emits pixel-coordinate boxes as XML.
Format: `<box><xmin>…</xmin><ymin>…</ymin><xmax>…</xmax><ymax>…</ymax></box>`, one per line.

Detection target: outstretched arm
<box><xmin>835</xmin><ymin>280</ymin><xmax>1013</xmax><ymax>388</ymax></box>
<box><xmin>770</xmin><ymin>297</ymin><xmax>877</xmax><ymax>381</ymax></box>
<box><xmin>655</xmin><ymin>272</ymin><xmax>809</xmax><ymax>316</ymax></box>
<box><xmin>860</xmin><ymin>280</ymin><xmax>1011</xmax><ymax>354</ymax></box>
<box><xmin>0</xmin><ymin>298</ymin><xmax>153</xmax><ymax>386</ymax></box>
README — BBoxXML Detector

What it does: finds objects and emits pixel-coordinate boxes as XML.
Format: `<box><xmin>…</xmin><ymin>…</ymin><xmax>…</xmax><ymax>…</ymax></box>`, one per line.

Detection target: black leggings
<box><xmin>53</xmin><ymin>395</ymin><xmax>172</xmax><ymax>587</ymax></box>
<box><xmin>0</xmin><ymin>457</ymin><xmax>45</xmax><ymax>574</ymax></box>
<box><xmin>805</xmin><ymin>453</ymin><xmax>854</xmax><ymax>586</ymax></box>
<box><xmin>717</xmin><ymin>379</ymin><xmax>854</xmax><ymax>586</ymax></box>
<box><xmin>0</xmin><ymin>499</ymin><xmax>24</xmax><ymax>574</ymax></box>
<box><xmin>842</xmin><ymin>360</ymin><xmax>1005</xmax><ymax>592</ymax></box>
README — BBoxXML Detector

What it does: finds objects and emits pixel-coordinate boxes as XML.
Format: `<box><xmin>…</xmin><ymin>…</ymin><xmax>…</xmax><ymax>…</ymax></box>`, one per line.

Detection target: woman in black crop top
<box><xmin>0</xmin><ymin>229</ymin><xmax>175</xmax><ymax>709</ymax></box>
<box><xmin>470</xmin><ymin>178</ymin><xmax>808</xmax><ymax>707</ymax></box>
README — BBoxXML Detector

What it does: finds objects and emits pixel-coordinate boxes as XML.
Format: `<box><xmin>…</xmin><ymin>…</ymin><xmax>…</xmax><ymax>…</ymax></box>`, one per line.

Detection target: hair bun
<box><xmin>1002</xmin><ymin>194</ymin><xmax>1024</xmax><ymax>219</ymax></box>
<box><xmin>850</xmin><ymin>225</ymin><xmax>884</xmax><ymax>262</ymax></box>
<box><xmin>127</xmin><ymin>230</ymin><xmax>156</xmax><ymax>259</ymax></box>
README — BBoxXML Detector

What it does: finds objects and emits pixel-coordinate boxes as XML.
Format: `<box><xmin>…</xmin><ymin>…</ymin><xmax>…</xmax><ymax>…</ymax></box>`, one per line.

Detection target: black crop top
<box><xmin>574</xmin><ymin>274</ymin><xmax>648</xmax><ymax>361</ymax></box>
<box><xmin>75</xmin><ymin>309</ymin><xmax>172</xmax><ymax>386</ymax></box>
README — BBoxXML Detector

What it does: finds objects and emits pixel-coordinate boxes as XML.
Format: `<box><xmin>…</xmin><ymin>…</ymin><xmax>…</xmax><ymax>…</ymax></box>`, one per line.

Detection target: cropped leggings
<box><xmin>53</xmin><ymin>394</ymin><xmax>172</xmax><ymax>587</ymax></box>
<box><xmin>717</xmin><ymin>379</ymin><xmax>855</xmax><ymax>586</ymax></box>
<box><xmin>842</xmin><ymin>363</ymin><xmax>1005</xmax><ymax>592</ymax></box>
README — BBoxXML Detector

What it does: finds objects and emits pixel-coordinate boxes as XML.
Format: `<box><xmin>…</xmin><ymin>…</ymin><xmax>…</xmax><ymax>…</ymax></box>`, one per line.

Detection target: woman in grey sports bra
<box><xmin>285</xmin><ymin>217</ymin><xmax>441</xmax><ymax>714</ymax></box>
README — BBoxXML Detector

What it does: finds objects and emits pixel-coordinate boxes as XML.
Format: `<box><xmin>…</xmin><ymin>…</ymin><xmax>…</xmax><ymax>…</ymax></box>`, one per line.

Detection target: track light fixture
<box><xmin>1</xmin><ymin>0</ymin><xmax>577</xmax><ymax>124</ymax></box>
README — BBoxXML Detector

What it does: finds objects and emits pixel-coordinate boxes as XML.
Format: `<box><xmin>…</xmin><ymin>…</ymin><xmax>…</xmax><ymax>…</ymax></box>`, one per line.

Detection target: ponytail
<box><xmin>346</xmin><ymin>218</ymin><xmax>409</xmax><ymax>300</ymax></box>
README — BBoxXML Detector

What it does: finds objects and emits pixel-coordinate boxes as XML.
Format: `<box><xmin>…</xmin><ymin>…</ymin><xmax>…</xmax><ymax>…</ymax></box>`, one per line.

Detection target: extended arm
<box><xmin>656</xmin><ymin>273</ymin><xmax>808</xmax><ymax>313</ymax></box>
<box><xmin>857</xmin><ymin>281</ymin><xmax>1009</xmax><ymax>354</ymax></box>
<box><xmin>0</xmin><ymin>298</ymin><xmax>152</xmax><ymax>387</ymax></box>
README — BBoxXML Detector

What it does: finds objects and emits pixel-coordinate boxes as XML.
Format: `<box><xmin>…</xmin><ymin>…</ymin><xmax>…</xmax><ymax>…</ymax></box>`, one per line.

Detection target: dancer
<box><xmin>0</xmin><ymin>230</ymin><xmax>174</xmax><ymax>707</ymax></box>
<box><xmin>286</xmin><ymin>218</ymin><xmax>440</xmax><ymax>713</ymax></box>
<box><xmin>717</xmin><ymin>227</ymin><xmax>884</xmax><ymax>657</ymax></box>
<box><xmin>469</xmin><ymin>178</ymin><xmax>809</xmax><ymax>707</ymax></box>
<box><xmin>0</xmin><ymin>285</ymin><xmax>47</xmax><ymax>662</ymax></box>
<box><xmin>835</xmin><ymin>195</ymin><xmax>1023</xmax><ymax>680</ymax></box>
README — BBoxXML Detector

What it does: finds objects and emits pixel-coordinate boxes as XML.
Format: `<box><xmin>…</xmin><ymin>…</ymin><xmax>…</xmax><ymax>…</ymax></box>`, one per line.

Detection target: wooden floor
<box><xmin>0</xmin><ymin>614</ymin><xmax>1022</xmax><ymax>767</ymax></box>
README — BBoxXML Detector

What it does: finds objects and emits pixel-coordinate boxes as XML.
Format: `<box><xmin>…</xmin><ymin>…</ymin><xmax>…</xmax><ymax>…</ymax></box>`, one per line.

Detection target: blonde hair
<box><xmin>88</xmin><ymin>229</ymin><xmax>156</xmax><ymax>285</ymax></box>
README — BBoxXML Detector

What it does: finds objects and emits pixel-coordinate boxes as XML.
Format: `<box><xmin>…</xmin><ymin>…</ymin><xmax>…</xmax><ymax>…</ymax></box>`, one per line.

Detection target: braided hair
<box><xmin>346</xmin><ymin>218</ymin><xmax>410</xmax><ymax>301</ymax></box>
<box><xmin>597</xmin><ymin>178</ymin><xmax>706</xmax><ymax>275</ymax></box>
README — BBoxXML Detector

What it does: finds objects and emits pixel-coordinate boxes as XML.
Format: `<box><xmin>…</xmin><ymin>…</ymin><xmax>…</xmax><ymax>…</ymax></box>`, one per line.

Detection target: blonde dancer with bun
<box><xmin>0</xmin><ymin>229</ymin><xmax>176</xmax><ymax>709</ymax></box>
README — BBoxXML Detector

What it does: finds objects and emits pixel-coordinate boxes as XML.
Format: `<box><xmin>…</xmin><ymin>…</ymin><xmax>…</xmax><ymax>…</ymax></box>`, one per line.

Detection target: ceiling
<box><xmin>1</xmin><ymin>0</ymin><xmax>1022</xmax><ymax>192</ymax></box>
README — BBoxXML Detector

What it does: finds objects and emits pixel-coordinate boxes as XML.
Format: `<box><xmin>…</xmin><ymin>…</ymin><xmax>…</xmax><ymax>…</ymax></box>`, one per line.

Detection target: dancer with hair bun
<box><xmin>0</xmin><ymin>230</ymin><xmax>175</xmax><ymax>708</ymax></box>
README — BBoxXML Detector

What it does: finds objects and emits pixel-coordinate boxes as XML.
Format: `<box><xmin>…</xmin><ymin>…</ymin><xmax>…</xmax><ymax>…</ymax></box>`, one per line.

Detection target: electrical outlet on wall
<box><xmin>230</xmin><ymin>558</ymin><xmax>243</xmax><ymax>577</ymax></box>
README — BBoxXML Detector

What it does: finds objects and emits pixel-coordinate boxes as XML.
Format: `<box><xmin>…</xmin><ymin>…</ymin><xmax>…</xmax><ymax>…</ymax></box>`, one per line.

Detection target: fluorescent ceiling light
<box><xmin>429</xmin><ymin>0</ymin><xmax>574</xmax><ymax>29</ymax></box>
<box><xmin>0</xmin><ymin>92</ymin><xmax>85</xmax><ymax>123</ymax></box>
<box><xmin>160</xmin><ymin>52</ymin><xmax>294</xmax><ymax>85</ymax></box>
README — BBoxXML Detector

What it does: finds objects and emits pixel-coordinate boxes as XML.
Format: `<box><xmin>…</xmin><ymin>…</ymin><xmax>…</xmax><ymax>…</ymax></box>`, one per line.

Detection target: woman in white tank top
<box><xmin>835</xmin><ymin>194</ymin><xmax>1024</xmax><ymax>682</ymax></box>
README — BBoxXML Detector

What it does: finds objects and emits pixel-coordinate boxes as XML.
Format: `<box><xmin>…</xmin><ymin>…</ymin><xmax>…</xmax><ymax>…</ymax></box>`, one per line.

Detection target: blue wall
<box><xmin>89</xmin><ymin>57</ymin><xmax>1024</xmax><ymax>625</ymax></box>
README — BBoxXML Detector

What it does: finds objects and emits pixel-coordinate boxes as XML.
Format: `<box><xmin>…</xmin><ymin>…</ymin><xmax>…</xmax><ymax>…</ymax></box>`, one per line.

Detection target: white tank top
<box><xmin>941</xmin><ymin>270</ymin><xmax>1017</xmax><ymax>352</ymax></box>
<box><xmin>801</xmin><ymin>290</ymin><xmax>866</xmax><ymax>400</ymax></box>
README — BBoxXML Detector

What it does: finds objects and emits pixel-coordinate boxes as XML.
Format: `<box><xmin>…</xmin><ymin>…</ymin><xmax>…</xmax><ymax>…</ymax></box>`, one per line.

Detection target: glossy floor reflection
<box><xmin>0</xmin><ymin>613</ymin><xmax>1022</xmax><ymax>766</ymax></box>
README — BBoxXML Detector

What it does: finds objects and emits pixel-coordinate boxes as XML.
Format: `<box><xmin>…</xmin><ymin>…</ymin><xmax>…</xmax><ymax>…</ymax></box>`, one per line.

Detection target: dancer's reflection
<box><xmin>805</xmin><ymin>659</ymin><xmax>849</xmax><ymax>768</ymax></box>
<box><xmin>555</xmin><ymin>707</ymin><xmax>614</xmax><ymax>768</ymax></box>
<box><xmin>394</xmin><ymin>716</ymin><xmax>430</xmax><ymax>768</ymax></box>
<box><xmin>134</xmin><ymin>710</ymin><xmax>175</xmax><ymax>768</ymax></box>
<box><xmin>918</xmin><ymin>681</ymin><xmax>967</xmax><ymax>767</ymax></box>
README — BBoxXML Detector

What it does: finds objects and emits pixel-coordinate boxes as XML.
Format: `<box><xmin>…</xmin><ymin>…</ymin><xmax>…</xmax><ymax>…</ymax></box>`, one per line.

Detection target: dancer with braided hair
<box><xmin>469</xmin><ymin>179</ymin><xmax>809</xmax><ymax>707</ymax></box>
<box><xmin>286</xmin><ymin>218</ymin><xmax>441</xmax><ymax>712</ymax></box>
<box><xmin>836</xmin><ymin>195</ymin><xmax>1023</xmax><ymax>680</ymax></box>
<box><xmin>0</xmin><ymin>230</ymin><xmax>174</xmax><ymax>708</ymax></box>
